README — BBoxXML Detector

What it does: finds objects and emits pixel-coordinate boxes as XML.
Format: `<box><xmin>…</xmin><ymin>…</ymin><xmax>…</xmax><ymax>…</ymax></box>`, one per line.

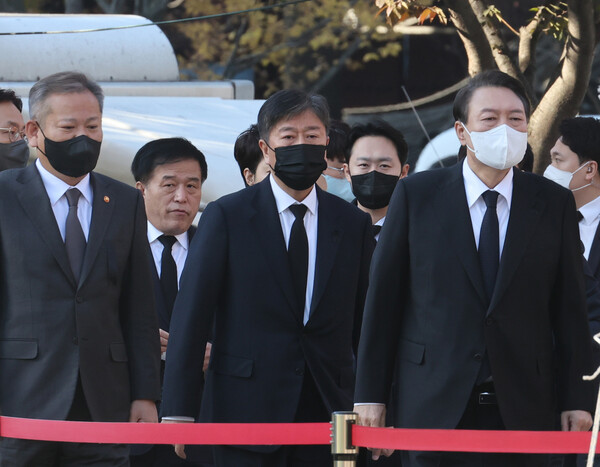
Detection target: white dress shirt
<box><xmin>578</xmin><ymin>195</ymin><xmax>600</xmax><ymax>260</ymax></box>
<box><xmin>147</xmin><ymin>221</ymin><xmax>189</xmax><ymax>287</ymax></box>
<box><xmin>36</xmin><ymin>158</ymin><xmax>93</xmax><ymax>241</ymax></box>
<box><xmin>269</xmin><ymin>175</ymin><xmax>318</xmax><ymax>325</ymax></box>
<box><xmin>374</xmin><ymin>216</ymin><xmax>385</xmax><ymax>243</ymax></box>
<box><xmin>462</xmin><ymin>159</ymin><xmax>513</xmax><ymax>257</ymax></box>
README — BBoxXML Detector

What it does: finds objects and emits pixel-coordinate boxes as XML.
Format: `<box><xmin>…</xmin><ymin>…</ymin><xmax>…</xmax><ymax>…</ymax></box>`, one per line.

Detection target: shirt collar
<box><xmin>147</xmin><ymin>221</ymin><xmax>189</xmax><ymax>250</ymax></box>
<box><xmin>36</xmin><ymin>158</ymin><xmax>92</xmax><ymax>207</ymax></box>
<box><xmin>462</xmin><ymin>159</ymin><xmax>513</xmax><ymax>208</ymax></box>
<box><xmin>269</xmin><ymin>174</ymin><xmax>317</xmax><ymax>215</ymax></box>
<box><xmin>579</xmin><ymin>195</ymin><xmax>600</xmax><ymax>225</ymax></box>
<box><xmin>375</xmin><ymin>216</ymin><xmax>386</xmax><ymax>227</ymax></box>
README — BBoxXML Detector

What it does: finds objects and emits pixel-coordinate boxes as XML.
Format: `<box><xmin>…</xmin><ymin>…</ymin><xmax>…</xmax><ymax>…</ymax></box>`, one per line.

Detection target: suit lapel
<box><xmin>489</xmin><ymin>169</ymin><xmax>544</xmax><ymax>311</ymax></box>
<box><xmin>16</xmin><ymin>164</ymin><xmax>75</xmax><ymax>286</ymax></box>
<box><xmin>250</xmin><ymin>179</ymin><xmax>298</xmax><ymax>316</ymax></box>
<box><xmin>308</xmin><ymin>188</ymin><xmax>342</xmax><ymax>321</ymax></box>
<box><xmin>78</xmin><ymin>173</ymin><xmax>115</xmax><ymax>288</ymax></box>
<box><xmin>587</xmin><ymin>224</ymin><xmax>600</xmax><ymax>277</ymax></box>
<box><xmin>434</xmin><ymin>163</ymin><xmax>487</xmax><ymax>306</ymax></box>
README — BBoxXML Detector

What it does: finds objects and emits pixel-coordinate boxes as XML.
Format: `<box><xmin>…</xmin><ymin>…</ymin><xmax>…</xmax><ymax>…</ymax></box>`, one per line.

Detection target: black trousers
<box><xmin>212</xmin><ymin>367</ymin><xmax>331</xmax><ymax>467</ymax></box>
<box><xmin>0</xmin><ymin>375</ymin><xmax>130</xmax><ymax>467</ymax></box>
<box><xmin>402</xmin><ymin>382</ymin><xmax>551</xmax><ymax>467</ymax></box>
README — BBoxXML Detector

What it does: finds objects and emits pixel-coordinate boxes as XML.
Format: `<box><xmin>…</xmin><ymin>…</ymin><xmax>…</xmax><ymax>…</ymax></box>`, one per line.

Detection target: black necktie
<box><xmin>64</xmin><ymin>189</ymin><xmax>86</xmax><ymax>281</ymax></box>
<box><xmin>288</xmin><ymin>204</ymin><xmax>308</xmax><ymax>323</ymax></box>
<box><xmin>158</xmin><ymin>235</ymin><xmax>178</xmax><ymax>324</ymax></box>
<box><xmin>372</xmin><ymin>224</ymin><xmax>382</xmax><ymax>238</ymax></box>
<box><xmin>479</xmin><ymin>190</ymin><xmax>500</xmax><ymax>303</ymax></box>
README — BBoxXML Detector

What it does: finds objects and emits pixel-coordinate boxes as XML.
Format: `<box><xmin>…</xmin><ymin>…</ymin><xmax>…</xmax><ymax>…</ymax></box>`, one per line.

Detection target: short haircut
<box><xmin>346</xmin><ymin>118</ymin><xmax>408</xmax><ymax>166</ymax></box>
<box><xmin>234</xmin><ymin>124</ymin><xmax>262</xmax><ymax>186</ymax></box>
<box><xmin>0</xmin><ymin>89</ymin><xmax>23</xmax><ymax>113</ymax></box>
<box><xmin>131</xmin><ymin>137</ymin><xmax>208</xmax><ymax>184</ymax></box>
<box><xmin>453</xmin><ymin>70</ymin><xmax>531</xmax><ymax>123</ymax></box>
<box><xmin>559</xmin><ymin>117</ymin><xmax>600</xmax><ymax>165</ymax></box>
<box><xmin>257</xmin><ymin>89</ymin><xmax>329</xmax><ymax>143</ymax></box>
<box><xmin>29</xmin><ymin>71</ymin><xmax>104</xmax><ymax>124</ymax></box>
<box><xmin>327</xmin><ymin>120</ymin><xmax>350</xmax><ymax>162</ymax></box>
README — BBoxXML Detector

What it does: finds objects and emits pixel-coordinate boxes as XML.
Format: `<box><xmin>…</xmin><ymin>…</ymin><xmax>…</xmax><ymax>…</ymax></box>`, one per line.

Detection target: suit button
<box><xmin>294</xmin><ymin>368</ymin><xmax>304</xmax><ymax>376</ymax></box>
<box><xmin>72</xmin><ymin>337</ymin><xmax>78</xmax><ymax>345</ymax></box>
<box><xmin>485</xmin><ymin>317</ymin><xmax>494</xmax><ymax>326</ymax></box>
<box><xmin>75</xmin><ymin>296</ymin><xmax>83</xmax><ymax>303</ymax></box>
<box><xmin>474</xmin><ymin>353</ymin><xmax>482</xmax><ymax>361</ymax></box>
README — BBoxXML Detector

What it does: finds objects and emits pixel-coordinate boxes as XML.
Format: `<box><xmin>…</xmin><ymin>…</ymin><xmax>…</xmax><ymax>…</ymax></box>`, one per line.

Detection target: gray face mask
<box><xmin>0</xmin><ymin>140</ymin><xmax>29</xmax><ymax>171</ymax></box>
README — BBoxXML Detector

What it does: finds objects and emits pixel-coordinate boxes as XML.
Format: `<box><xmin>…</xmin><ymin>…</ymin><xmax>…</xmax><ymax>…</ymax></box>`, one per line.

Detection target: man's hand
<box><xmin>129</xmin><ymin>399</ymin><xmax>157</xmax><ymax>423</ymax></box>
<box><xmin>561</xmin><ymin>410</ymin><xmax>593</xmax><ymax>431</ymax></box>
<box><xmin>354</xmin><ymin>404</ymin><xmax>393</xmax><ymax>460</ymax></box>
<box><xmin>160</xmin><ymin>328</ymin><xmax>169</xmax><ymax>353</ymax></box>
<box><xmin>161</xmin><ymin>418</ymin><xmax>188</xmax><ymax>459</ymax></box>
<box><xmin>203</xmin><ymin>342</ymin><xmax>212</xmax><ymax>372</ymax></box>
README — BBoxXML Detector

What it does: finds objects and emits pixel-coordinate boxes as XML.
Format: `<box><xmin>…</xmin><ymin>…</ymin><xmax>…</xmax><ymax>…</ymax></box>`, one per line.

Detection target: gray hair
<box><xmin>29</xmin><ymin>71</ymin><xmax>104</xmax><ymax>124</ymax></box>
<box><xmin>257</xmin><ymin>89</ymin><xmax>329</xmax><ymax>143</ymax></box>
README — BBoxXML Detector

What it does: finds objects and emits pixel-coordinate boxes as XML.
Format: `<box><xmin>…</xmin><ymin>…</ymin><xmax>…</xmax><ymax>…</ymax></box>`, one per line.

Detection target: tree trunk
<box><xmin>530</xmin><ymin>0</ymin><xmax>595</xmax><ymax>174</ymax></box>
<box><xmin>444</xmin><ymin>0</ymin><xmax>495</xmax><ymax>76</ymax></box>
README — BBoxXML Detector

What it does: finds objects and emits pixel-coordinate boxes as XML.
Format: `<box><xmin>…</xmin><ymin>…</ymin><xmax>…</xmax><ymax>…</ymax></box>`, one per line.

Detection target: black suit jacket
<box><xmin>0</xmin><ymin>164</ymin><xmax>161</xmax><ymax>422</ymax></box>
<box><xmin>162</xmin><ymin>177</ymin><xmax>373</xmax><ymax>448</ymax></box>
<box><xmin>355</xmin><ymin>162</ymin><xmax>595</xmax><ymax>431</ymax></box>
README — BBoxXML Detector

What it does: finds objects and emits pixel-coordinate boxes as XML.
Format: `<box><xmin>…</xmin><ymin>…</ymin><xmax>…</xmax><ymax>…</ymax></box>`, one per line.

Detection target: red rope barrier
<box><xmin>352</xmin><ymin>425</ymin><xmax>594</xmax><ymax>454</ymax></box>
<box><xmin>0</xmin><ymin>416</ymin><xmax>597</xmax><ymax>454</ymax></box>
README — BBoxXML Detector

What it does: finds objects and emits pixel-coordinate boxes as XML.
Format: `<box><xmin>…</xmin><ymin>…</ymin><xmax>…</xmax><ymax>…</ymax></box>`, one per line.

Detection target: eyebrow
<box><xmin>162</xmin><ymin>175</ymin><xmax>201</xmax><ymax>182</ymax></box>
<box><xmin>354</xmin><ymin>155</ymin><xmax>396</xmax><ymax>162</ymax></box>
<box><xmin>479</xmin><ymin>108</ymin><xmax>525</xmax><ymax>114</ymax></box>
<box><xmin>277</xmin><ymin>125</ymin><xmax>323</xmax><ymax>132</ymax></box>
<box><xmin>5</xmin><ymin>120</ymin><xmax>23</xmax><ymax>128</ymax></box>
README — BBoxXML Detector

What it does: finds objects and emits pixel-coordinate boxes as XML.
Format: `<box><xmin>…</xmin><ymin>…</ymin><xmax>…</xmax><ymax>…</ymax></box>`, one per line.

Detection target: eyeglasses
<box><xmin>0</xmin><ymin>126</ymin><xmax>26</xmax><ymax>143</ymax></box>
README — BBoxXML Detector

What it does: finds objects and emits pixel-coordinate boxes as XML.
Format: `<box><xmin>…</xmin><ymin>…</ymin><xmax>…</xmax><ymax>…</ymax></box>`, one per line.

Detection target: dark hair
<box><xmin>0</xmin><ymin>89</ymin><xmax>23</xmax><ymax>113</ymax></box>
<box><xmin>327</xmin><ymin>120</ymin><xmax>350</xmax><ymax>162</ymax></box>
<box><xmin>559</xmin><ymin>117</ymin><xmax>600</xmax><ymax>165</ymax></box>
<box><xmin>346</xmin><ymin>118</ymin><xmax>408</xmax><ymax>165</ymax></box>
<box><xmin>453</xmin><ymin>70</ymin><xmax>530</xmax><ymax>123</ymax></box>
<box><xmin>131</xmin><ymin>137</ymin><xmax>208</xmax><ymax>184</ymax></box>
<box><xmin>233</xmin><ymin>124</ymin><xmax>262</xmax><ymax>187</ymax></box>
<box><xmin>29</xmin><ymin>71</ymin><xmax>104</xmax><ymax>124</ymax></box>
<box><xmin>519</xmin><ymin>143</ymin><xmax>534</xmax><ymax>172</ymax></box>
<box><xmin>257</xmin><ymin>89</ymin><xmax>329</xmax><ymax>143</ymax></box>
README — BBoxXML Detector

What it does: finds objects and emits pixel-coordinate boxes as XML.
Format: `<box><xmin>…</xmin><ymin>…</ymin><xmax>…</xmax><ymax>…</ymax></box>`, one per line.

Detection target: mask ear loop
<box><xmin>460</xmin><ymin>122</ymin><xmax>477</xmax><ymax>154</ymax></box>
<box><xmin>33</xmin><ymin>121</ymin><xmax>48</xmax><ymax>157</ymax></box>
<box><xmin>571</xmin><ymin>161</ymin><xmax>593</xmax><ymax>192</ymax></box>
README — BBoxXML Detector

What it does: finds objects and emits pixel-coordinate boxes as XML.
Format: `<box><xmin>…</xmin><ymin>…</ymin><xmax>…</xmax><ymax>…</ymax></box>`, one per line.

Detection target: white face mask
<box><xmin>543</xmin><ymin>161</ymin><xmax>591</xmax><ymax>191</ymax></box>
<box><xmin>461</xmin><ymin>123</ymin><xmax>528</xmax><ymax>170</ymax></box>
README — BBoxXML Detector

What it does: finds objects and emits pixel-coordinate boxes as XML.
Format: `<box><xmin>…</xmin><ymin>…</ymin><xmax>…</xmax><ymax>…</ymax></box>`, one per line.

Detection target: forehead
<box><xmin>148</xmin><ymin>158</ymin><xmax>202</xmax><ymax>182</ymax></box>
<box><xmin>271</xmin><ymin>110</ymin><xmax>326</xmax><ymax>133</ymax></box>
<box><xmin>0</xmin><ymin>101</ymin><xmax>24</xmax><ymax>126</ymax></box>
<box><xmin>44</xmin><ymin>91</ymin><xmax>101</xmax><ymax>119</ymax></box>
<box><xmin>467</xmin><ymin>86</ymin><xmax>525</xmax><ymax>117</ymax></box>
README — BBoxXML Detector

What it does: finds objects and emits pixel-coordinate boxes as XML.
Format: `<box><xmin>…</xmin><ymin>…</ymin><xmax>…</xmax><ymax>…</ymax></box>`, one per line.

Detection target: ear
<box><xmin>400</xmin><ymin>163</ymin><xmax>410</xmax><ymax>179</ymax></box>
<box><xmin>243</xmin><ymin>167</ymin><xmax>255</xmax><ymax>186</ymax></box>
<box><xmin>343</xmin><ymin>163</ymin><xmax>352</xmax><ymax>184</ymax></box>
<box><xmin>25</xmin><ymin>120</ymin><xmax>40</xmax><ymax>148</ymax></box>
<box><xmin>587</xmin><ymin>160</ymin><xmax>598</xmax><ymax>180</ymax></box>
<box><xmin>455</xmin><ymin>120</ymin><xmax>468</xmax><ymax>146</ymax></box>
<box><xmin>135</xmin><ymin>181</ymin><xmax>146</xmax><ymax>197</ymax></box>
<box><xmin>259</xmin><ymin>139</ymin><xmax>274</xmax><ymax>167</ymax></box>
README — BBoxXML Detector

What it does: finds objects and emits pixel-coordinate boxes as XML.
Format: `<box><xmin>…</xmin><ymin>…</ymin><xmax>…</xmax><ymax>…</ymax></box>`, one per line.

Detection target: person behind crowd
<box><xmin>323</xmin><ymin>119</ymin><xmax>354</xmax><ymax>202</ymax></box>
<box><xmin>344</xmin><ymin>119</ymin><xmax>409</xmax><ymax>241</ymax></box>
<box><xmin>0</xmin><ymin>89</ymin><xmax>29</xmax><ymax>171</ymax></box>
<box><xmin>354</xmin><ymin>70</ymin><xmax>594</xmax><ymax>467</ymax></box>
<box><xmin>0</xmin><ymin>71</ymin><xmax>160</xmax><ymax>466</ymax></box>
<box><xmin>161</xmin><ymin>89</ymin><xmax>374</xmax><ymax>467</ymax></box>
<box><xmin>130</xmin><ymin>137</ymin><xmax>212</xmax><ymax>467</ymax></box>
<box><xmin>234</xmin><ymin>124</ymin><xmax>271</xmax><ymax>186</ymax></box>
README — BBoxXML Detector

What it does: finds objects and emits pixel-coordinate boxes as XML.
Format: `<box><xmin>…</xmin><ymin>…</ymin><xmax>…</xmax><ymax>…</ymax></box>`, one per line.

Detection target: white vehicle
<box><xmin>414</xmin><ymin>127</ymin><xmax>461</xmax><ymax>173</ymax></box>
<box><xmin>0</xmin><ymin>14</ymin><xmax>263</xmax><ymax>206</ymax></box>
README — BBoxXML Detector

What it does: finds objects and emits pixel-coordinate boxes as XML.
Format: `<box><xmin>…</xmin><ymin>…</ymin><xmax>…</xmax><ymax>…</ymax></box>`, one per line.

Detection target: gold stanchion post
<box><xmin>331</xmin><ymin>411</ymin><xmax>358</xmax><ymax>467</ymax></box>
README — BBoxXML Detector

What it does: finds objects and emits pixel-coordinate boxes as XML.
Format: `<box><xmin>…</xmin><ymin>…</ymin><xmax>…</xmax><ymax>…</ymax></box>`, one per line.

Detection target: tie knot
<box><xmin>482</xmin><ymin>190</ymin><xmax>499</xmax><ymax>208</ymax></box>
<box><xmin>65</xmin><ymin>188</ymin><xmax>82</xmax><ymax>208</ymax></box>
<box><xmin>289</xmin><ymin>204</ymin><xmax>308</xmax><ymax>221</ymax></box>
<box><xmin>158</xmin><ymin>235</ymin><xmax>177</xmax><ymax>250</ymax></box>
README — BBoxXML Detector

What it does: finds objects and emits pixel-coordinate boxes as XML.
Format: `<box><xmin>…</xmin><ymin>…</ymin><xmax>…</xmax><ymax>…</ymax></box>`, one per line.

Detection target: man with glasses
<box><xmin>0</xmin><ymin>88</ymin><xmax>29</xmax><ymax>171</ymax></box>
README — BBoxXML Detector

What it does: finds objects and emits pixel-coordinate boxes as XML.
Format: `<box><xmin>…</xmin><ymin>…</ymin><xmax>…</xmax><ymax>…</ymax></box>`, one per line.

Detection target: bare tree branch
<box><xmin>518</xmin><ymin>6</ymin><xmax>545</xmax><ymax>82</ymax></box>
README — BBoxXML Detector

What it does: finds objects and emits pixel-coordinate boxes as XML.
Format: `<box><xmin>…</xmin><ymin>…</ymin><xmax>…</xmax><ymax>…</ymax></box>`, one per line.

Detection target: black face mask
<box><xmin>270</xmin><ymin>143</ymin><xmax>327</xmax><ymax>191</ymax></box>
<box><xmin>351</xmin><ymin>170</ymin><xmax>399</xmax><ymax>209</ymax></box>
<box><xmin>0</xmin><ymin>140</ymin><xmax>29</xmax><ymax>171</ymax></box>
<box><xmin>37</xmin><ymin>124</ymin><xmax>101</xmax><ymax>178</ymax></box>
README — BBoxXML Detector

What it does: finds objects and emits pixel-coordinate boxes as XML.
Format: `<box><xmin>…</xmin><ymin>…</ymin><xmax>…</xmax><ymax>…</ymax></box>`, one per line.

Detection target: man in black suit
<box><xmin>0</xmin><ymin>89</ymin><xmax>29</xmax><ymax>171</ymax></box>
<box><xmin>130</xmin><ymin>137</ymin><xmax>212</xmax><ymax>466</ymax></box>
<box><xmin>161</xmin><ymin>89</ymin><xmax>374</xmax><ymax>466</ymax></box>
<box><xmin>0</xmin><ymin>71</ymin><xmax>161</xmax><ymax>465</ymax></box>
<box><xmin>354</xmin><ymin>71</ymin><xmax>595</xmax><ymax>467</ymax></box>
